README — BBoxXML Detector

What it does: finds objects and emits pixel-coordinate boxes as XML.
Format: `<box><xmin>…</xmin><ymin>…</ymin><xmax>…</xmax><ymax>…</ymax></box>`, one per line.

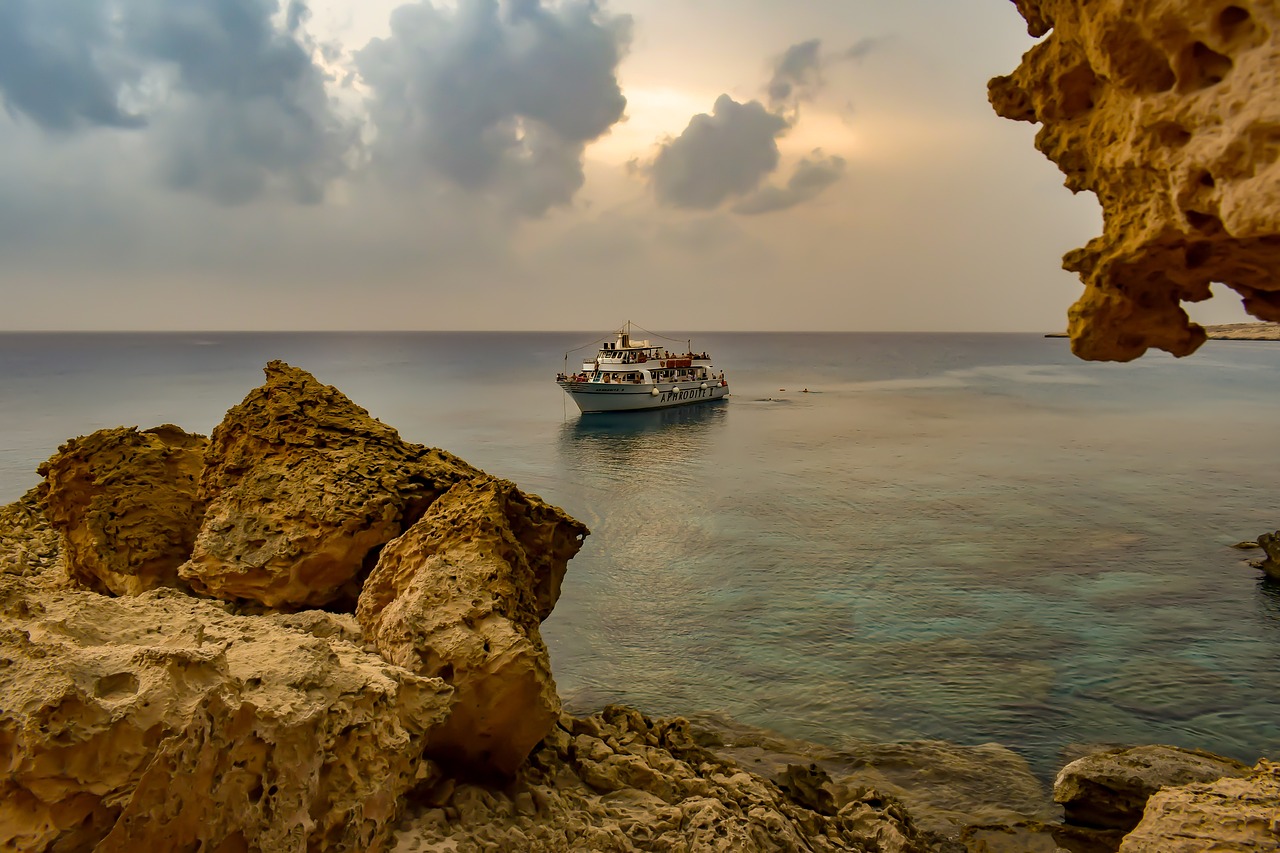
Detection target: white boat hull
<box><xmin>558</xmin><ymin>380</ymin><xmax>730</xmax><ymax>413</ymax></box>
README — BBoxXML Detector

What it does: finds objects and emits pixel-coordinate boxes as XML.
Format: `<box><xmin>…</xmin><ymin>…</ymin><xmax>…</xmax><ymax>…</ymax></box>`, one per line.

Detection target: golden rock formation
<box><xmin>1258</xmin><ymin>529</ymin><xmax>1280</xmax><ymax>579</ymax></box>
<box><xmin>358</xmin><ymin>478</ymin><xmax>588</xmax><ymax>776</ymax></box>
<box><xmin>180</xmin><ymin>361</ymin><xmax>481</xmax><ymax>609</ymax></box>
<box><xmin>0</xmin><ymin>572</ymin><xmax>452</xmax><ymax>852</ymax></box>
<box><xmin>392</xmin><ymin>705</ymin><xmax>939</xmax><ymax>852</ymax></box>
<box><xmin>990</xmin><ymin>0</ymin><xmax>1280</xmax><ymax>361</ymax></box>
<box><xmin>0</xmin><ymin>489</ymin><xmax>63</xmax><ymax>580</ymax></box>
<box><xmin>37</xmin><ymin>425</ymin><xmax>206</xmax><ymax>595</ymax></box>
<box><xmin>1119</xmin><ymin>759</ymin><xmax>1280</xmax><ymax>852</ymax></box>
<box><xmin>1052</xmin><ymin>744</ymin><xmax>1250</xmax><ymax>830</ymax></box>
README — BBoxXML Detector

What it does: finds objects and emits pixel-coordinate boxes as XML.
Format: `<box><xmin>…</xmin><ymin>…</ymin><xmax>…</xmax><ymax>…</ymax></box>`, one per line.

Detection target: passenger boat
<box><xmin>556</xmin><ymin>323</ymin><xmax>730</xmax><ymax>413</ymax></box>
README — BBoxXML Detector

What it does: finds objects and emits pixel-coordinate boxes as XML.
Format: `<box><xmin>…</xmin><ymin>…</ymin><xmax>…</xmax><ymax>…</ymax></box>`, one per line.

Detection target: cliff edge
<box><xmin>991</xmin><ymin>0</ymin><xmax>1280</xmax><ymax>361</ymax></box>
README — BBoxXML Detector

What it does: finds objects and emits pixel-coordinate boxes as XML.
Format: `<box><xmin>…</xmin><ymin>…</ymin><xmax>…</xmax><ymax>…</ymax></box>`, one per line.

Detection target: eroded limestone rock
<box><xmin>689</xmin><ymin>711</ymin><xmax>1056</xmax><ymax>837</ymax></box>
<box><xmin>37</xmin><ymin>425</ymin><xmax>206</xmax><ymax>595</ymax></box>
<box><xmin>0</xmin><ymin>489</ymin><xmax>64</xmax><ymax>581</ymax></box>
<box><xmin>391</xmin><ymin>705</ymin><xmax>942</xmax><ymax>852</ymax></box>
<box><xmin>0</xmin><ymin>572</ymin><xmax>453</xmax><ymax>852</ymax></box>
<box><xmin>358</xmin><ymin>477</ymin><xmax>588</xmax><ymax>776</ymax></box>
<box><xmin>180</xmin><ymin>361</ymin><xmax>482</xmax><ymax>609</ymax></box>
<box><xmin>991</xmin><ymin>0</ymin><xmax>1280</xmax><ymax>361</ymax></box>
<box><xmin>1257</xmin><ymin>530</ymin><xmax>1280</xmax><ymax>580</ymax></box>
<box><xmin>1053</xmin><ymin>744</ymin><xmax>1250</xmax><ymax>830</ymax></box>
<box><xmin>959</xmin><ymin>820</ymin><xmax>1124</xmax><ymax>853</ymax></box>
<box><xmin>1119</xmin><ymin>759</ymin><xmax>1280</xmax><ymax>852</ymax></box>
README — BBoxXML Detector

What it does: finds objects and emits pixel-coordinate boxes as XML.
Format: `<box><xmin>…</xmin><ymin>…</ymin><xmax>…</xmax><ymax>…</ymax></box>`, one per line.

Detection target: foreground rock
<box><xmin>392</xmin><ymin>705</ymin><xmax>943</xmax><ymax>852</ymax></box>
<box><xmin>360</xmin><ymin>477</ymin><xmax>585</xmax><ymax>776</ymax></box>
<box><xmin>1054</xmin><ymin>744</ymin><xmax>1251</xmax><ymax>830</ymax></box>
<box><xmin>686</xmin><ymin>711</ymin><xmax>1055</xmax><ymax>838</ymax></box>
<box><xmin>959</xmin><ymin>821</ymin><xmax>1124</xmax><ymax>853</ymax></box>
<box><xmin>37</xmin><ymin>425</ymin><xmax>206</xmax><ymax>595</ymax></box>
<box><xmin>1257</xmin><ymin>530</ymin><xmax>1280</xmax><ymax>580</ymax></box>
<box><xmin>1119</xmin><ymin>759</ymin><xmax>1280</xmax><ymax>852</ymax></box>
<box><xmin>179</xmin><ymin>361</ymin><xmax>485</xmax><ymax>609</ymax></box>
<box><xmin>0</xmin><ymin>570</ymin><xmax>453</xmax><ymax>852</ymax></box>
<box><xmin>0</xmin><ymin>489</ymin><xmax>63</xmax><ymax>580</ymax></box>
<box><xmin>991</xmin><ymin>0</ymin><xmax>1280</xmax><ymax>361</ymax></box>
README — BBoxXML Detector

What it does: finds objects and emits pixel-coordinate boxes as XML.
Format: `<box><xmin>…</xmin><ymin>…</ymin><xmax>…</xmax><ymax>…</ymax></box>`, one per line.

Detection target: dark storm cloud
<box><xmin>766</xmin><ymin>38</ymin><xmax>821</xmax><ymax>109</ymax></box>
<box><xmin>0</xmin><ymin>0</ymin><xmax>143</xmax><ymax>130</ymax></box>
<box><xmin>732</xmin><ymin>151</ymin><xmax>845</xmax><ymax>215</ymax></box>
<box><xmin>356</xmin><ymin>0</ymin><xmax>631</xmax><ymax>217</ymax></box>
<box><xmin>0</xmin><ymin>0</ymin><xmax>351</xmax><ymax>203</ymax></box>
<box><xmin>766</xmin><ymin>37</ymin><xmax>886</xmax><ymax>110</ymax></box>
<box><xmin>123</xmin><ymin>0</ymin><xmax>354</xmax><ymax>203</ymax></box>
<box><xmin>645</xmin><ymin>35</ymin><xmax>872</xmax><ymax>214</ymax></box>
<box><xmin>842</xmin><ymin>36</ymin><xmax>886</xmax><ymax>63</ymax></box>
<box><xmin>648</xmin><ymin>94</ymin><xmax>788</xmax><ymax>210</ymax></box>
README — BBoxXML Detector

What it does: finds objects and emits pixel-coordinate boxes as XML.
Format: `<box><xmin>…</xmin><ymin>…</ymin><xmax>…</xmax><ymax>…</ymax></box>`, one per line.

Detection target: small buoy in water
<box><xmin>802</xmin><ymin>388</ymin><xmax>809</xmax><ymax>393</ymax></box>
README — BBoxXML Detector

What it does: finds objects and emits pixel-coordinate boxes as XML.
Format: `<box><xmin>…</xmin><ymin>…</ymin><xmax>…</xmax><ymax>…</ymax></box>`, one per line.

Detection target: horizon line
<box><xmin>0</xmin><ymin>328</ymin><xmax>1070</xmax><ymax>335</ymax></box>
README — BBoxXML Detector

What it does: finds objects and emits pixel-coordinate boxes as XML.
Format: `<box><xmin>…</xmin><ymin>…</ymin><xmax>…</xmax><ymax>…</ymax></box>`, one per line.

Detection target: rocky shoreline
<box><xmin>1200</xmin><ymin>323</ymin><xmax>1280</xmax><ymax>341</ymax></box>
<box><xmin>2</xmin><ymin>361</ymin><xmax>1277</xmax><ymax>851</ymax></box>
<box><xmin>1047</xmin><ymin>322</ymin><xmax>1280</xmax><ymax>342</ymax></box>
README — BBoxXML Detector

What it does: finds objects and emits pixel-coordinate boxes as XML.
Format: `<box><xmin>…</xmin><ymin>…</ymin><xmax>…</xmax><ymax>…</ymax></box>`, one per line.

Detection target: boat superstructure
<box><xmin>556</xmin><ymin>323</ymin><xmax>730</xmax><ymax>413</ymax></box>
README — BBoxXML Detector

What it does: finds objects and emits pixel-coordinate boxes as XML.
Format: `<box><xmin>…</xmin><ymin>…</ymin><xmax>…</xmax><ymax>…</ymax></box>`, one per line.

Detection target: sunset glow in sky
<box><xmin>0</xmin><ymin>0</ymin><xmax>1255</xmax><ymax>331</ymax></box>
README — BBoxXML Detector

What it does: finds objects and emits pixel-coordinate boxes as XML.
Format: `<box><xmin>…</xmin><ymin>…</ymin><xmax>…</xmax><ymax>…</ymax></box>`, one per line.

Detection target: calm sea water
<box><xmin>2</xmin><ymin>331</ymin><xmax>1278</xmax><ymax>778</ymax></box>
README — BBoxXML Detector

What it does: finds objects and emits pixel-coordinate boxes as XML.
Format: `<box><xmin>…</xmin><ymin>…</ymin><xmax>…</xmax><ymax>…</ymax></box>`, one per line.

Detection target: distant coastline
<box><xmin>1046</xmin><ymin>322</ymin><xmax>1280</xmax><ymax>341</ymax></box>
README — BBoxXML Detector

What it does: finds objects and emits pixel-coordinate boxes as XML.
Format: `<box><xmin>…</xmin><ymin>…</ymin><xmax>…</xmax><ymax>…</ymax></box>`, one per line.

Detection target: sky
<box><xmin>0</xmin><ymin>0</ymin><xmax>1255</xmax><ymax>332</ymax></box>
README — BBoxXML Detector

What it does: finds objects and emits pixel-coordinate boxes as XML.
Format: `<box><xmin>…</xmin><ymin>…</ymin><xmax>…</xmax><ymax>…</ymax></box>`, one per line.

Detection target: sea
<box><xmin>2</xmin><ymin>331</ymin><xmax>1278</xmax><ymax>779</ymax></box>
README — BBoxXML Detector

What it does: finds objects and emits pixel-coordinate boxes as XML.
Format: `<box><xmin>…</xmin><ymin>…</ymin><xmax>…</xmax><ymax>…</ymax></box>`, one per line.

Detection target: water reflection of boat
<box><xmin>568</xmin><ymin>401</ymin><xmax>727</xmax><ymax>436</ymax></box>
<box><xmin>556</xmin><ymin>322</ymin><xmax>730</xmax><ymax>413</ymax></box>
<box><xmin>560</xmin><ymin>400</ymin><xmax>727</xmax><ymax>471</ymax></box>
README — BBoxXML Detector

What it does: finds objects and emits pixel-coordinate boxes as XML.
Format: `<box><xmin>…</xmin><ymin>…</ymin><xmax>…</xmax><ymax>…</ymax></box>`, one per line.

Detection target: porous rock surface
<box><xmin>0</xmin><ymin>570</ymin><xmax>453</xmax><ymax>853</ymax></box>
<box><xmin>1053</xmin><ymin>744</ymin><xmax>1251</xmax><ymax>830</ymax></box>
<box><xmin>687</xmin><ymin>711</ymin><xmax>1056</xmax><ymax>837</ymax></box>
<box><xmin>1119</xmin><ymin>759</ymin><xmax>1280</xmax><ymax>852</ymax></box>
<box><xmin>37</xmin><ymin>425</ymin><xmax>207</xmax><ymax>595</ymax></box>
<box><xmin>359</xmin><ymin>477</ymin><xmax>587</xmax><ymax>776</ymax></box>
<box><xmin>1257</xmin><ymin>529</ymin><xmax>1280</xmax><ymax>580</ymax></box>
<box><xmin>0</xmin><ymin>489</ymin><xmax>63</xmax><ymax>581</ymax></box>
<box><xmin>179</xmin><ymin>360</ymin><xmax>484</xmax><ymax>609</ymax></box>
<box><xmin>991</xmin><ymin>0</ymin><xmax>1280</xmax><ymax>361</ymax></box>
<box><xmin>959</xmin><ymin>820</ymin><xmax>1124</xmax><ymax>853</ymax></box>
<box><xmin>391</xmin><ymin>705</ymin><xmax>942</xmax><ymax>853</ymax></box>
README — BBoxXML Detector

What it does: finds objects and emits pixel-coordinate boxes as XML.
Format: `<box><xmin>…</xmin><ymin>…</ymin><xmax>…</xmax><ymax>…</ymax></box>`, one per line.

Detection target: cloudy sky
<box><xmin>0</xmin><ymin>0</ymin><xmax>1252</xmax><ymax>331</ymax></box>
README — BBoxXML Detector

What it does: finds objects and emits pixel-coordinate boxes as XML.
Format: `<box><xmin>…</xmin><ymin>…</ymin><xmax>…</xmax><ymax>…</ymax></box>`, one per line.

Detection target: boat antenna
<box><xmin>626</xmin><ymin>321</ymin><xmax>695</xmax><ymax>347</ymax></box>
<box><xmin>562</xmin><ymin>332</ymin><xmax>612</xmax><ymax>362</ymax></box>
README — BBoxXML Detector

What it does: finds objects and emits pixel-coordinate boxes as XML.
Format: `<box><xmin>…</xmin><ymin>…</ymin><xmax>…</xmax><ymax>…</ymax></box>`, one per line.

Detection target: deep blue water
<box><xmin>2</xmin><ymin>331</ymin><xmax>1278</xmax><ymax>778</ymax></box>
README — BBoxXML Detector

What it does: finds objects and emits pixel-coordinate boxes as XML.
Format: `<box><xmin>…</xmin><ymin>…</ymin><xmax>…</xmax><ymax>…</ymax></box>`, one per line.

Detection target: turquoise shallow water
<box><xmin>2</xmin><ymin>331</ymin><xmax>1278</xmax><ymax>778</ymax></box>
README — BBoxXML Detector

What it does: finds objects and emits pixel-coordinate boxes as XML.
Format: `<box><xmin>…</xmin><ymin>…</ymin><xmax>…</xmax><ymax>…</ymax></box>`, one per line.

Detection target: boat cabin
<box><xmin>555</xmin><ymin>322</ymin><xmax>729</xmax><ymax>410</ymax></box>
